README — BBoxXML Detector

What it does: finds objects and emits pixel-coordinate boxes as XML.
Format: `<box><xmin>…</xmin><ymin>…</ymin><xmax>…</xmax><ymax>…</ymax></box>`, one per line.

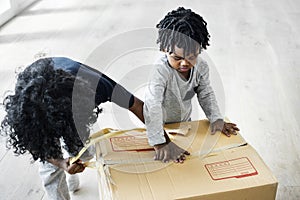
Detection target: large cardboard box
<box><xmin>95</xmin><ymin>120</ymin><xmax>278</xmax><ymax>200</ymax></box>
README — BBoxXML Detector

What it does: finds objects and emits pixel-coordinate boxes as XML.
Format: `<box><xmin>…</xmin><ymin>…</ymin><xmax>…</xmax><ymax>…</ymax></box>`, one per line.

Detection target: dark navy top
<box><xmin>51</xmin><ymin>57</ymin><xmax>134</xmax><ymax>108</ymax></box>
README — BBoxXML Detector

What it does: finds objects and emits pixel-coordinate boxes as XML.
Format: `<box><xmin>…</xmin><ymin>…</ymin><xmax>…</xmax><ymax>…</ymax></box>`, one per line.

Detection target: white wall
<box><xmin>0</xmin><ymin>0</ymin><xmax>39</xmax><ymax>27</ymax></box>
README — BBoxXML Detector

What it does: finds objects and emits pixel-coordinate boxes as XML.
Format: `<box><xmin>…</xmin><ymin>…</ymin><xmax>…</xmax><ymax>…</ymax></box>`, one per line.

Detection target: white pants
<box><xmin>39</xmin><ymin>161</ymin><xmax>71</xmax><ymax>200</ymax></box>
<box><xmin>38</xmin><ymin>141</ymin><xmax>93</xmax><ymax>200</ymax></box>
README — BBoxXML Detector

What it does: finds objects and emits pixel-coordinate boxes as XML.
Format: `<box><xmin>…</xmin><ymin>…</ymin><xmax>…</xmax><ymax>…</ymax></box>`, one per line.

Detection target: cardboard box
<box><xmin>95</xmin><ymin>120</ymin><xmax>278</xmax><ymax>200</ymax></box>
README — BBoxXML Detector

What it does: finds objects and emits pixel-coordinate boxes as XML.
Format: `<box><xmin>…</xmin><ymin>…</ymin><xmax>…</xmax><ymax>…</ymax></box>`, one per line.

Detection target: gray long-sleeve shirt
<box><xmin>143</xmin><ymin>54</ymin><xmax>223</xmax><ymax>146</ymax></box>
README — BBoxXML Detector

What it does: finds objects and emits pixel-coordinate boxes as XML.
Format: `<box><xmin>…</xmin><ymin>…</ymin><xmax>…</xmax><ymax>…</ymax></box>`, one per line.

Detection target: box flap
<box><xmin>96</xmin><ymin>120</ymin><xmax>247</xmax><ymax>171</ymax></box>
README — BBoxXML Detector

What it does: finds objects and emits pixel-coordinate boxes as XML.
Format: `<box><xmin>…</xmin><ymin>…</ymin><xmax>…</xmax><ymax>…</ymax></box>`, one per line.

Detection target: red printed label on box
<box><xmin>110</xmin><ymin>134</ymin><xmax>153</xmax><ymax>152</ymax></box>
<box><xmin>205</xmin><ymin>157</ymin><xmax>258</xmax><ymax>180</ymax></box>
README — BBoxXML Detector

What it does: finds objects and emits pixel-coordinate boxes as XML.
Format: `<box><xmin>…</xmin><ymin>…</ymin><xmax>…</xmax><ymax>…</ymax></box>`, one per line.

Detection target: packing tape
<box><xmin>70</xmin><ymin>124</ymin><xmax>241</xmax><ymax>166</ymax></box>
<box><xmin>69</xmin><ymin>125</ymin><xmax>243</xmax><ymax>199</ymax></box>
<box><xmin>70</xmin><ymin>128</ymin><xmax>146</xmax><ymax>165</ymax></box>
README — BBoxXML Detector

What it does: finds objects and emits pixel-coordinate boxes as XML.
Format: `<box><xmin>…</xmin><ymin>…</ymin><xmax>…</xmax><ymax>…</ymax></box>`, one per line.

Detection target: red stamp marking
<box><xmin>110</xmin><ymin>134</ymin><xmax>153</xmax><ymax>152</ymax></box>
<box><xmin>205</xmin><ymin>157</ymin><xmax>258</xmax><ymax>180</ymax></box>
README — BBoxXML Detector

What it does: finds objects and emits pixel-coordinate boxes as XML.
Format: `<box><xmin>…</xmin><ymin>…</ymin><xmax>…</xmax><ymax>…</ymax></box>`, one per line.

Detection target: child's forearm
<box><xmin>47</xmin><ymin>158</ymin><xmax>68</xmax><ymax>170</ymax></box>
<box><xmin>129</xmin><ymin>96</ymin><xmax>145</xmax><ymax>123</ymax></box>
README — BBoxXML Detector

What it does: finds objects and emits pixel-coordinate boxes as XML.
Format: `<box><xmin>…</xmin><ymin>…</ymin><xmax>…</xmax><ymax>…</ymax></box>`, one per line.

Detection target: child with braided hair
<box><xmin>144</xmin><ymin>7</ymin><xmax>239</xmax><ymax>163</ymax></box>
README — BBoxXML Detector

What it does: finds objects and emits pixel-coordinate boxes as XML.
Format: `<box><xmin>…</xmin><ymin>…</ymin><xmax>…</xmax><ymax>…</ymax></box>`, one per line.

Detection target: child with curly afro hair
<box><xmin>1</xmin><ymin>57</ymin><xmax>144</xmax><ymax>200</ymax></box>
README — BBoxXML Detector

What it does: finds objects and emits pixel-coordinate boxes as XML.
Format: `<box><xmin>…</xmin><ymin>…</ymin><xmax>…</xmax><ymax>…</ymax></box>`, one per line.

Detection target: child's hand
<box><xmin>211</xmin><ymin>119</ymin><xmax>240</xmax><ymax>137</ymax></box>
<box><xmin>63</xmin><ymin>158</ymin><xmax>86</xmax><ymax>175</ymax></box>
<box><xmin>47</xmin><ymin>158</ymin><xmax>86</xmax><ymax>174</ymax></box>
<box><xmin>153</xmin><ymin>142</ymin><xmax>190</xmax><ymax>163</ymax></box>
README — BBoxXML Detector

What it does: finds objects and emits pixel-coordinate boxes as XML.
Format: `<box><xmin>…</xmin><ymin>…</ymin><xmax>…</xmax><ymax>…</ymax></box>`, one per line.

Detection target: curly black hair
<box><xmin>0</xmin><ymin>58</ymin><xmax>100</xmax><ymax>162</ymax></box>
<box><xmin>156</xmin><ymin>7</ymin><xmax>210</xmax><ymax>56</ymax></box>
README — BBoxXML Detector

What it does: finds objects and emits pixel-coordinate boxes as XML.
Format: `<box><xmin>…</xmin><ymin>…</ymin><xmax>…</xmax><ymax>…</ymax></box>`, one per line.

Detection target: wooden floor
<box><xmin>0</xmin><ymin>0</ymin><xmax>299</xmax><ymax>199</ymax></box>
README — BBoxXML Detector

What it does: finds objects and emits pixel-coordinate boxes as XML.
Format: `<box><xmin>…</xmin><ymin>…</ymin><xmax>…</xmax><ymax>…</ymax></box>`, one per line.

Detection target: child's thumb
<box><xmin>210</xmin><ymin>126</ymin><xmax>216</xmax><ymax>135</ymax></box>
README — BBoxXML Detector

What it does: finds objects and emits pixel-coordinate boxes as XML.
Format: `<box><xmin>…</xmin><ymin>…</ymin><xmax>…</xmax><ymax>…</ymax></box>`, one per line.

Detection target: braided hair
<box><xmin>1</xmin><ymin>58</ymin><xmax>100</xmax><ymax>162</ymax></box>
<box><xmin>156</xmin><ymin>7</ymin><xmax>210</xmax><ymax>56</ymax></box>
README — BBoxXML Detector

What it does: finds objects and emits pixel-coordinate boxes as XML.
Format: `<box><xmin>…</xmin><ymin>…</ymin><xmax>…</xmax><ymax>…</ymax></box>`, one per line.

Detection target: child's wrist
<box><xmin>163</xmin><ymin>130</ymin><xmax>171</xmax><ymax>144</ymax></box>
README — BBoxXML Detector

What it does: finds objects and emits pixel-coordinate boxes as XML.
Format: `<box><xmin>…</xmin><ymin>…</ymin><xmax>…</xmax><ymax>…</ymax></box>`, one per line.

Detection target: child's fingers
<box><xmin>223</xmin><ymin>129</ymin><xmax>231</xmax><ymax>137</ymax></box>
<box><xmin>154</xmin><ymin>149</ymin><xmax>163</xmax><ymax>161</ymax></box>
<box><xmin>174</xmin><ymin>153</ymin><xmax>185</xmax><ymax>163</ymax></box>
<box><xmin>68</xmin><ymin>162</ymin><xmax>85</xmax><ymax>174</ymax></box>
<box><xmin>211</xmin><ymin>126</ymin><xmax>216</xmax><ymax>134</ymax></box>
<box><xmin>233</xmin><ymin>127</ymin><xmax>240</xmax><ymax>131</ymax></box>
<box><xmin>227</xmin><ymin>123</ymin><xmax>237</xmax><ymax>126</ymax></box>
<box><xmin>227</xmin><ymin>123</ymin><xmax>240</xmax><ymax>131</ymax></box>
<box><xmin>162</xmin><ymin>151</ymin><xmax>170</xmax><ymax>163</ymax></box>
<box><xmin>75</xmin><ymin>163</ymin><xmax>85</xmax><ymax>173</ymax></box>
<box><xmin>231</xmin><ymin>129</ymin><xmax>238</xmax><ymax>135</ymax></box>
<box><xmin>154</xmin><ymin>153</ymin><xmax>159</xmax><ymax>160</ymax></box>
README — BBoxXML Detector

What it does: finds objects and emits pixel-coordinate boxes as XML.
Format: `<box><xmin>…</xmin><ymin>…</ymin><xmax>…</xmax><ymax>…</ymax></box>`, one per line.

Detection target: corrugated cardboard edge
<box><xmin>177</xmin><ymin>183</ymin><xmax>278</xmax><ymax>200</ymax></box>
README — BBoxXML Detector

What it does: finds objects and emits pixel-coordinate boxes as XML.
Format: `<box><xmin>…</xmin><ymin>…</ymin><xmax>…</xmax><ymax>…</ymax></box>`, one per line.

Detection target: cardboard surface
<box><xmin>95</xmin><ymin>120</ymin><xmax>278</xmax><ymax>200</ymax></box>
